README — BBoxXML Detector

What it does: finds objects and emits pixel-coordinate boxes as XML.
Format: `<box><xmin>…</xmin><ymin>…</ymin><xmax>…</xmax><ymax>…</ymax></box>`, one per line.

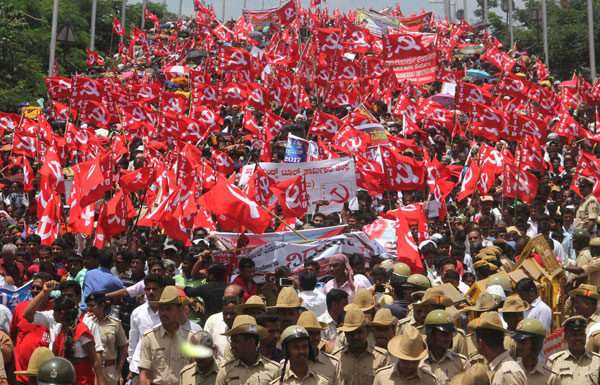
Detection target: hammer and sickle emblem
<box><xmin>228</xmin><ymin>51</ymin><xmax>248</xmax><ymax>67</ymax></box>
<box><xmin>394</xmin><ymin>35</ymin><xmax>421</xmax><ymax>52</ymax></box>
<box><xmin>322</xmin><ymin>33</ymin><xmax>342</xmax><ymax>52</ymax></box>
<box><xmin>285</xmin><ymin>184</ymin><xmax>301</xmax><ymax>209</ymax></box>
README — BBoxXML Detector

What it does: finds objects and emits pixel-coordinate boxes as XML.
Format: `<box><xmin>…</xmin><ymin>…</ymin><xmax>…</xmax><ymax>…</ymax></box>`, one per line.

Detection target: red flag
<box><xmin>120</xmin><ymin>166</ymin><xmax>155</xmax><ymax>194</ymax></box>
<box><xmin>211</xmin><ymin>148</ymin><xmax>234</xmax><ymax>174</ymax></box>
<box><xmin>455</xmin><ymin>82</ymin><xmax>492</xmax><ymax>112</ymax></box>
<box><xmin>36</xmin><ymin>192</ymin><xmax>61</xmax><ymax>246</ymax></box>
<box><xmin>44</xmin><ymin>77</ymin><xmax>72</xmax><ymax>99</ymax></box>
<box><xmin>496</xmin><ymin>71</ymin><xmax>531</xmax><ymax>99</ymax></box>
<box><xmin>201</xmin><ymin>179</ymin><xmax>271</xmax><ymax>235</ymax></box>
<box><xmin>503</xmin><ymin>164</ymin><xmax>539</xmax><ymax>204</ymax></box>
<box><xmin>243</xmin><ymin>167</ymin><xmax>275</xmax><ymax>206</ymax></box>
<box><xmin>105</xmin><ymin>190</ymin><xmax>136</xmax><ymax>237</ymax></box>
<box><xmin>269</xmin><ymin>175</ymin><xmax>309</xmax><ymax>218</ymax></box>
<box><xmin>243</xmin><ymin>109</ymin><xmax>260</xmax><ymax>135</ymax></box>
<box><xmin>39</xmin><ymin>147</ymin><xmax>65</xmax><ymax>195</ymax></box>
<box><xmin>78</xmin><ymin>100</ymin><xmax>110</xmax><ymax>128</ymax></box>
<box><xmin>218</xmin><ymin>47</ymin><xmax>251</xmax><ymax>71</ymax></box>
<box><xmin>382</xmin><ymin>33</ymin><xmax>432</xmax><ymax>61</ymax></box>
<box><xmin>323</xmin><ymin>84</ymin><xmax>358</xmax><ymax>107</ymax></box>
<box><xmin>536</xmin><ymin>59</ymin><xmax>549</xmax><ymax>80</ymax></box>
<box><xmin>457</xmin><ymin>163</ymin><xmax>481</xmax><ymax>201</ymax></box>
<box><xmin>85</xmin><ymin>49</ymin><xmax>105</xmax><ymax>67</ymax></box>
<box><xmin>382</xmin><ymin>148</ymin><xmax>425</xmax><ymax>191</ymax></box>
<box><xmin>396</xmin><ymin>213</ymin><xmax>422</xmax><ymax>274</ymax></box>
<box><xmin>470</xmin><ymin>102</ymin><xmax>509</xmax><ymax>141</ymax></box>
<box><xmin>112</xmin><ymin>15</ymin><xmax>125</xmax><ymax>36</ymax></box>
<box><xmin>481</xmin><ymin>45</ymin><xmax>516</xmax><ymax>71</ymax></box>
<box><xmin>275</xmin><ymin>0</ymin><xmax>297</xmax><ymax>26</ymax></box>
<box><xmin>144</xmin><ymin>7</ymin><xmax>159</xmax><ymax>22</ymax></box>
<box><xmin>330</xmin><ymin>124</ymin><xmax>372</xmax><ymax>154</ymax></box>
<box><xmin>309</xmin><ymin>110</ymin><xmax>342</xmax><ymax>139</ymax></box>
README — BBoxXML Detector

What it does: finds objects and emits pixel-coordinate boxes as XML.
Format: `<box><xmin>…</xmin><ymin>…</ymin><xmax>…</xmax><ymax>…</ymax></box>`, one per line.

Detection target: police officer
<box><xmin>548</xmin><ymin>316</ymin><xmax>600</xmax><ymax>385</ymax></box>
<box><xmin>333</xmin><ymin>304</ymin><xmax>390</xmax><ymax>385</ymax></box>
<box><xmin>573</xmin><ymin>230</ymin><xmax>592</xmax><ymax>267</ymax></box>
<box><xmin>448</xmin><ymin>363</ymin><xmax>490</xmax><ymax>385</ymax></box>
<box><xmin>373</xmin><ymin>326</ymin><xmax>439</xmax><ymax>385</ymax></box>
<box><xmin>574</xmin><ymin>177</ymin><xmax>599</xmax><ymax>235</ymax></box>
<box><xmin>216</xmin><ymin>315</ymin><xmax>279</xmax><ymax>385</ymax></box>
<box><xmin>13</xmin><ymin>347</ymin><xmax>55</xmax><ymax>383</ymax></box>
<box><xmin>568</xmin><ymin>284</ymin><xmax>600</xmax><ymax>328</ymax></box>
<box><xmin>510</xmin><ymin>319</ymin><xmax>559</xmax><ymax>385</ymax></box>
<box><xmin>180</xmin><ymin>331</ymin><xmax>219</xmax><ymax>385</ymax></box>
<box><xmin>421</xmin><ymin>310</ymin><xmax>468</xmax><ymax>385</ymax></box>
<box><xmin>138</xmin><ymin>286</ymin><xmax>195</xmax><ymax>385</ymax></box>
<box><xmin>498</xmin><ymin>296</ymin><xmax>530</xmax><ymax>358</ymax></box>
<box><xmin>369</xmin><ymin>308</ymin><xmax>398</xmax><ymax>350</ymax></box>
<box><xmin>36</xmin><ymin>357</ymin><xmax>76</xmax><ymax>385</ymax></box>
<box><xmin>567</xmin><ymin>238</ymin><xmax>600</xmax><ymax>288</ymax></box>
<box><xmin>296</xmin><ymin>311</ymin><xmax>341</xmax><ymax>385</ymax></box>
<box><xmin>335</xmin><ymin>289</ymin><xmax>376</xmax><ymax>349</ymax></box>
<box><xmin>487</xmin><ymin>275</ymin><xmax>513</xmax><ymax>297</ymax></box>
<box><xmin>276</xmin><ymin>325</ymin><xmax>329</xmax><ymax>385</ymax></box>
<box><xmin>474</xmin><ymin>312</ymin><xmax>526</xmax><ymax>385</ymax></box>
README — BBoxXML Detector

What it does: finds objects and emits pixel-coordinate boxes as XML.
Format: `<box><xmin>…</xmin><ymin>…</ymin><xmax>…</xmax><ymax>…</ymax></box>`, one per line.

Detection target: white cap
<box><xmin>486</xmin><ymin>284</ymin><xmax>507</xmax><ymax>302</ymax></box>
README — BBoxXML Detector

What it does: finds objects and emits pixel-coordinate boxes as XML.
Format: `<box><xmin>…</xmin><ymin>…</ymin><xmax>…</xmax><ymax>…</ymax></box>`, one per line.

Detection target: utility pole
<box><xmin>178</xmin><ymin>0</ymin><xmax>183</xmax><ymax>19</ymax></box>
<box><xmin>508</xmin><ymin>0</ymin><xmax>514</xmax><ymax>49</ymax></box>
<box><xmin>90</xmin><ymin>0</ymin><xmax>97</xmax><ymax>50</ymax></box>
<box><xmin>483</xmin><ymin>0</ymin><xmax>488</xmax><ymax>23</ymax></box>
<box><xmin>48</xmin><ymin>0</ymin><xmax>59</xmax><ymax>76</ymax></box>
<box><xmin>141</xmin><ymin>0</ymin><xmax>147</xmax><ymax>29</ymax></box>
<box><xmin>222</xmin><ymin>0</ymin><xmax>226</xmax><ymax>21</ymax></box>
<box><xmin>588</xmin><ymin>0</ymin><xmax>596</xmax><ymax>79</ymax></box>
<box><xmin>542</xmin><ymin>0</ymin><xmax>549</xmax><ymax>68</ymax></box>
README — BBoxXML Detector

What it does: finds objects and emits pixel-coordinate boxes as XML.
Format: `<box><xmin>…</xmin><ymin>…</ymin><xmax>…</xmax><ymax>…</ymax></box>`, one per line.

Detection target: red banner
<box><xmin>384</xmin><ymin>33</ymin><xmax>437</xmax><ymax>85</ymax></box>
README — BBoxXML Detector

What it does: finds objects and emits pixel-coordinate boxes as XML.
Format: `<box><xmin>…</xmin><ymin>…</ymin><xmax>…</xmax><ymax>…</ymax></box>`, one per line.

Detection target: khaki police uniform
<box><xmin>489</xmin><ymin>350</ymin><xmax>527</xmax><ymax>385</ymax></box>
<box><xmin>373</xmin><ymin>364</ymin><xmax>439</xmax><ymax>385</ymax></box>
<box><xmin>311</xmin><ymin>350</ymin><xmax>342</xmax><ymax>385</ymax></box>
<box><xmin>574</xmin><ymin>194</ymin><xmax>599</xmax><ymax>234</ymax></box>
<box><xmin>417</xmin><ymin>325</ymin><xmax>468</xmax><ymax>357</ymax></box>
<box><xmin>587</xmin><ymin>329</ymin><xmax>600</xmax><ymax>353</ymax></box>
<box><xmin>334</xmin><ymin>330</ymin><xmax>376</xmax><ymax>350</ymax></box>
<box><xmin>517</xmin><ymin>359</ymin><xmax>560</xmax><ymax>385</ymax></box>
<box><xmin>138</xmin><ymin>325</ymin><xmax>194</xmax><ymax>385</ymax></box>
<box><xmin>576</xmin><ymin>247</ymin><xmax>593</xmax><ymax>267</ymax></box>
<box><xmin>397</xmin><ymin>315</ymin><xmax>418</xmax><ymax>335</ymax></box>
<box><xmin>215</xmin><ymin>355</ymin><xmax>279</xmax><ymax>385</ymax></box>
<box><xmin>421</xmin><ymin>349</ymin><xmax>468</xmax><ymax>385</ymax></box>
<box><xmin>333</xmin><ymin>344</ymin><xmax>390</xmax><ymax>385</ymax></box>
<box><xmin>466</xmin><ymin>332</ymin><xmax>486</xmax><ymax>365</ymax></box>
<box><xmin>98</xmin><ymin>315</ymin><xmax>128</xmax><ymax>385</ymax></box>
<box><xmin>548</xmin><ymin>349</ymin><xmax>600</xmax><ymax>385</ymax></box>
<box><xmin>271</xmin><ymin>366</ymin><xmax>329</xmax><ymax>385</ymax></box>
<box><xmin>180</xmin><ymin>361</ymin><xmax>219</xmax><ymax>385</ymax></box>
<box><xmin>580</xmin><ymin>259</ymin><xmax>600</xmax><ymax>288</ymax></box>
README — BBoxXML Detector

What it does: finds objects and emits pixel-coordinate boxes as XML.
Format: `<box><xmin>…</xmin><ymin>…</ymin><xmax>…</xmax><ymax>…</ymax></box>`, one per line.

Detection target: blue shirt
<box><xmin>80</xmin><ymin>267</ymin><xmax>126</xmax><ymax>311</ymax></box>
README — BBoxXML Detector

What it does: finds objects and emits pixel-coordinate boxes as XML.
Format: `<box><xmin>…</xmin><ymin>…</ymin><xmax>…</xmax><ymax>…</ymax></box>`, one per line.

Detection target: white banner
<box><xmin>246</xmin><ymin>232</ymin><xmax>381</xmax><ymax>273</ymax></box>
<box><xmin>239</xmin><ymin>158</ymin><xmax>357</xmax><ymax>214</ymax></box>
<box><xmin>212</xmin><ymin>225</ymin><xmax>347</xmax><ymax>249</ymax></box>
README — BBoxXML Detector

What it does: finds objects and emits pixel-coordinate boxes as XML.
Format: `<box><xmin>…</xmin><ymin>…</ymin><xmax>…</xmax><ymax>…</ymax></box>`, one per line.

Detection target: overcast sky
<box><xmin>146</xmin><ymin>0</ymin><xmax>523</xmax><ymax>24</ymax></box>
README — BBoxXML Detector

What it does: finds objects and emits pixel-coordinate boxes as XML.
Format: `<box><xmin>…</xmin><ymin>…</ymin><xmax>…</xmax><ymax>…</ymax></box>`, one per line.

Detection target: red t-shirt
<box><xmin>10</xmin><ymin>300</ymin><xmax>52</xmax><ymax>384</ymax></box>
<box><xmin>232</xmin><ymin>276</ymin><xmax>258</xmax><ymax>301</ymax></box>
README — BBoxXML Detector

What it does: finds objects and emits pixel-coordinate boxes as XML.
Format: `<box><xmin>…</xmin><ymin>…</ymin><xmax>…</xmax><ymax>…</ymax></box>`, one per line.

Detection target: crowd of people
<box><xmin>2</xmin><ymin>0</ymin><xmax>600</xmax><ymax>384</ymax></box>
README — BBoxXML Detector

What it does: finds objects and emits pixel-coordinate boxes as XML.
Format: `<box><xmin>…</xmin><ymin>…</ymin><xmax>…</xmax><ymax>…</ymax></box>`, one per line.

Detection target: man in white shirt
<box><xmin>516</xmin><ymin>278</ymin><xmax>553</xmax><ymax>331</ymax></box>
<box><xmin>298</xmin><ymin>270</ymin><xmax>326</xmax><ymax>318</ymax></box>
<box><xmin>317</xmin><ymin>289</ymin><xmax>348</xmax><ymax>350</ymax></box>
<box><xmin>204</xmin><ymin>295</ymin><xmax>240</xmax><ymax>362</ymax></box>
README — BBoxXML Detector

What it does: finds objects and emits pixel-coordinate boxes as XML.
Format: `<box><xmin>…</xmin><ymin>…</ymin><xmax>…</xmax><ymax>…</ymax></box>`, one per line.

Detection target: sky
<box><xmin>146</xmin><ymin>0</ymin><xmax>523</xmax><ymax>25</ymax></box>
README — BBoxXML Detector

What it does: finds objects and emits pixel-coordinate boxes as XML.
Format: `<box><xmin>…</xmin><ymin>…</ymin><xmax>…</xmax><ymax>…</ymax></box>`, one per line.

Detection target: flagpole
<box><xmin>48</xmin><ymin>0</ymin><xmax>59</xmax><ymax>76</ymax></box>
<box><xmin>120</xmin><ymin>0</ymin><xmax>126</xmax><ymax>43</ymax></box>
<box><xmin>507</xmin><ymin>0</ymin><xmax>513</xmax><ymax>49</ymax></box>
<box><xmin>141</xmin><ymin>0</ymin><xmax>147</xmax><ymax>29</ymax></box>
<box><xmin>90</xmin><ymin>0</ymin><xmax>97</xmax><ymax>50</ymax></box>
<box><xmin>261</xmin><ymin>205</ymin><xmax>308</xmax><ymax>240</ymax></box>
<box><xmin>588</xmin><ymin>0</ymin><xmax>596</xmax><ymax>80</ymax></box>
<box><xmin>542</xmin><ymin>0</ymin><xmax>548</xmax><ymax>68</ymax></box>
<box><xmin>222</xmin><ymin>0</ymin><xmax>226</xmax><ymax>21</ymax></box>
<box><xmin>178</xmin><ymin>0</ymin><xmax>183</xmax><ymax>19</ymax></box>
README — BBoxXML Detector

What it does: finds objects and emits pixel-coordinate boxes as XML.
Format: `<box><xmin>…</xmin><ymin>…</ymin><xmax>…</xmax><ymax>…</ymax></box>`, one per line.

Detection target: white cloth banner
<box><xmin>239</xmin><ymin>158</ymin><xmax>357</xmax><ymax>214</ymax></box>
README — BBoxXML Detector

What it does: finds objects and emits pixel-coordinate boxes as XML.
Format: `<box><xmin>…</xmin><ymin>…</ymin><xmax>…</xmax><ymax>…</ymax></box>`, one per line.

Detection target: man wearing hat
<box><xmin>385</xmin><ymin>273</ymin><xmax>430</xmax><ymax>320</ymax></box>
<box><xmin>235</xmin><ymin>295</ymin><xmax>267</xmax><ymax>318</ymax></box>
<box><xmin>421</xmin><ymin>310</ymin><xmax>468</xmax><ymax>385</ymax></box>
<box><xmin>269</xmin><ymin>287</ymin><xmax>303</xmax><ymax>332</ymax></box>
<box><xmin>216</xmin><ymin>315</ymin><xmax>279</xmax><ymax>385</ymax></box>
<box><xmin>498</xmin><ymin>296</ymin><xmax>530</xmax><ymax>358</ymax></box>
<box><xmin>574</xmin><ymin>177</ymin><xmax>599</xmax><ymax>235</ymax></box>
<box><xmin>510</xmin><ymin>319</ymin><xmax>559</xmax><ymax>385</ymax></box>
<box><xmin>333</xmin><ymin>305</ymin><xmax>390</xmax><ymax>385</ymax></box>
<box><xmin>369</xmin><ymin>308</ymin><xmax>398</xmax><ymax>350</ymax></box>
<box><xmin>139</xmin><ymin>286</ymin><xmax>195</xmax><ymax>385</ymax></box>
<box><xmin>277</xmin><ymin>325</ymin><xmax>329</xmax><ymax>385</ymax></box>
<box><xmin>334</xmin><ymin>288</ymin><xmax>377</xmax><ymax>350</ymax></box>
<box><xmin>567</xmin><ymin>238</ymin><xmax>600</xmax><ymax>288</ymax></box>
<box><xmin>14</xmin><ymin>346</ymin><xmax>55</xmax><ymax>383</ymax></box>
<box><xmin>180</xmin><ymin>331</ymin><xmax>219</xmax><ymax>385</ymax></box>
<box><xmin>569</xmin><ymin>284</ymin><xmax>600</xmax><ymax>329</ymax></box>
<box><xmin>474</xmin><ymin>312</ymin><xmax>526</xmax><ymax>385</ymax></box>
<box><xmin>548</xmin><ymin>316</ymin><xmax>600</xmax><ymax>385</ymax></box>
<box><xmin>373</xmin><ymin>326</ymin><xmax>438</xmax><ymax>385</ymax></box>
<box><xmin>297</xmin><ymin>311</ymin><xmax>341</xmax><ymax>384</ymax></box>
<box><xmin>448</xmin><ymin>363</ymin><xmax>490</xmax><ymax>385</ymax></box>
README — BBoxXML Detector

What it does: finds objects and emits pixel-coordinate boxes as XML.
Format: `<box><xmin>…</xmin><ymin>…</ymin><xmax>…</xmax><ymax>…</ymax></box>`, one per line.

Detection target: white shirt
<box><xmin>317</xmin><ymin>311</ymin><xmax>337</xmax><ymax>343</ymax></box>
<box><xmin>0</xmin><ymin>303</ymin><xmax>12</xmax><ymax>334</ymax></box>
<box><xmin>204</xmin><ymin>312</ymin><xmax>230</xmax><ymax>362</ymax></box>
<box><xmin>299</xmin><ymin>289</ymin><xmax>327</xmax><ymax>318</ymax></box>
<box><xmin>126</xmin><ymin>280</ymin><xmax>145</xmax><ymax>298</ymax></box>
<box><xmin>353</xmin><ymin>274</ymin><xmax>373</xmax><ymax>289</ymax></box>
<box><xmin>523</xmin><ymin>296</ymin><xmax>553</xmax><ymax>331</ymax></box>
<box><xmin>33</xmin><ymin>310</ymin><xmax>103</xmax><ymax>357</ymax></box>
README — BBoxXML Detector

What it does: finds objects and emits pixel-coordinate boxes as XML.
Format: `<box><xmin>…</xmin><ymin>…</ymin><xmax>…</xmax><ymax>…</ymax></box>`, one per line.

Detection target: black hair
<box><xmin>439</xmin><ymin>258</ymin><xmax>457</xmax><ymax>268</ymax></box>
<box><xmin>371</xmin><ymin>266</ymin><xmax>386</xmax><ymax>277</ymax></box>
<box><xmin>32</xmin><ymin>272</ymin><xmax>53</xmax><ymax>282</ymax></box>
<box><xmin>299</xmin><ymin>270</ymin><xmax>317</xmax><ymax>291</ymax></box>
<box><xmin>99</xmin><ymin>247</ymin><xmax>114</xmax><ymax>268</ymax></box>
<box><xmin>207</xmin><ymin>262</ymin><xmax>226</xmax><ymax>281</ymax></box>
<box><xmin>131</xmin><ymin>251</ymin><xmax>146</xmax><ymax>262</ymax></box>
<box><xmin>144</xmin><ymin>274</ymin><xmax>164</xmax><ymax>287</ymax></box>
<box><xmin>389</xmin><ymin>274</ymin><xmax>406</xmax><ymax>298</ymax></box>
<box><xmin>255</xmin><ymin>311</ymin><xmax>280</xmax><ymax>327</ymax></box>
<box><xmin>53</xmin><ymin>296</ymin><xmax>79</xmax><ymax>359</ymax></box>
<box><xmin>304</xmin><ymin>260</ymin><xmax>320</xmax><ymax>272</ymax></box>
<box><xmin>81</xmin><ymin>246</ymin><xmax>100</xmax><ymax>260</ymax></box>
<box><xmin>223</xmin><ymin>295</ymin><xmax>242</xmax><ymax>306</ymax></box>
<box><xmin>238</xmin><ymin>257</ymin><xmax>255</xmax><ymax>270</ymax></box>
<box><xmin>148</xmin><ymin>259</ymin><xmax>164</xmax><ymax>269</ymax></box>
<box><xmin>59</xmin><ymin>280</ymin><xmax>81</xmax><ymax>296</ymax></box>
<box><xmin>275</xmin><ymin>266</ymin><xmax>291</xmax><ymax>278</ymax></box>
<box><xmin>326</xmin><ymin>289</ymin><xmax>349</xmax><ymax>309</ymax></box>
<box><xmin>39</xmin><ymin>245</ymin><xmax>52</xmax><ymax>253</ymax></box>
<box><xmin>462</xmin><ymin>272</ymin><xmax>476</xmax><ymax>282</ymax></box>
<box><xmin>25</xmin><ymin>234</ymin><xmax>41</xmax><ymax>245</ymax></box>
<box><xmin>515</xmin><ymin>278</ymin><xmax>537</xmax><ymax>293</ymax></box>
<box><xmin>162</xmin><ymin>276</ymin><xmax>175</xmax><ymax>286</ymax></box>
<box><xmin>475</xmin><ymin>328</ymin><xmax>505</xmax><ymax>347</ymax></box>
<box><xmin>349</xmin><ymin>255</ymin><xmax>364</xmax><ymax>268</ymax></box>
<box><xmin>116</xmin><ymin>250</ymin><xmax>132</xmax><ymax>263</ymax></box>
<box><xmin>443</xmin><ymin>270</ymin><xmax>460</xmax><ymax>281</ymax></box>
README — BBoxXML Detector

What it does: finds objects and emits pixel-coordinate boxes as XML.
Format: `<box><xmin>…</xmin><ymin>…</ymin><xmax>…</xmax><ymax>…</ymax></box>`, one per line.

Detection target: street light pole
<box><xmin>588</xmin><ymin>0</ymin><xmax>596</xmax><ymax>79</ymax></box>
<box><xmin>178</xmin><ymin>0</ymin><xmax>183</xmax><ymax>19</ymax></box>
<box><xmin>222</xmin><ymin>0</ymin><xmax>226</xmax><ymax>21</ymax></box>
<box><xmin>483</xmin><ymin>0</ymin><xmax>488</xmax><ymax>23</ymax></box>
<box><xmin>507</xmin><ymin>0</ymin><xmax>514</xmax><ymax>49</ymax></box>
<box><xmin>141</xmin><ymin>0</ymin><xmax>147</xmax><ymax>29</ymax></box>
<box><xmin>90</xmin><ymin>0</ymin><xmax>97</xmax><ymax>50</ymax></box>
<box><xmin>542</xmin><ymin>0</ymin><xmax>549</xmax><ymax>69</ymax></box>
<box><xmin>48</xmin><ymin>0</ymin><xmax>59</xmax><ymax>76</ymax></box>
<box><xmin>464</xmin><ymin>0</ymin><xmax>468</xmax><ymax>22</ymax></box>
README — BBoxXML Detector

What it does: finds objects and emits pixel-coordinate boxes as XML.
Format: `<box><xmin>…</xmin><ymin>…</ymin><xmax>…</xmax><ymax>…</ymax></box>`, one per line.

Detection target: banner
<box><xmin>239</xmin><ymin>158</ymin><xmax>358</xmax><ymax>214</ymax></box>
<box><xmin>357</xmin><ymin>123</ymin><xmax>389</xmax><ymax>146</ymax></box>
<box><xmin>400</xmin><ymin>12</ymin><xmax>433</xmax><ymax>31</ymax></box>
<box><xmin>244</xmin><ymin>232</ymin><xmax>381</xmax><ymax>273</ymax></box>
<box><xmin>213</xmin><ymin>225</ymin><xmax>347</xmax><ymax>249</ymax></box>
<box><xmin>355</xmin><ymin>9</ymin><xmax>400</xmax><ymax>37</ymax></box>
<box><xmin>0</xmin><ymin>280</ymin><xmax>32</xmax><ymax>312</ymax></box>
<box><xmin>362</xmin><ymin>218</ymin><xmax>396</xmax><ymax>254</ymax></box>
<box><xmin>284</xmin><ymin>134</ymin><xmax>309</xmax><ymax>163</ymax></box>
<box><xmin>242</xmin><ymin>8</ymin><xmax>277</xmax><ymax>29</ymax></box>
<box><xmin>385</xmin><ymin>33</ymin><xmax>437</xmax><ymax>85</ymax></box>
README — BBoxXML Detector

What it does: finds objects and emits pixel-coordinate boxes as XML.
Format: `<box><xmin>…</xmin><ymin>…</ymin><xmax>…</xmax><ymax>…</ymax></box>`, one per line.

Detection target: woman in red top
<box><xmin>51</xmin><ymin>296</ymin><xmax>105</xmax><ymax>385</ymax></box>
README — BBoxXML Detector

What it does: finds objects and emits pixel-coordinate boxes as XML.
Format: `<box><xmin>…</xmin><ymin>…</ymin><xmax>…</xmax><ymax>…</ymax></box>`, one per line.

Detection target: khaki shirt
<box><xmin>271</xmin><ymin>366</ymin><xmax>329</xmax><ymax>385</ymax></box>
<box><xmin>417</xmin><ymin>325</ymin><xmax>468</xmax><ymax>357</ymax></box>
<box><xmin>311</xmin><ymin>351</ymin><xmax>342</xmax><ymax>385</ymax></box>
<box><xmin>98</xmin><ymin>316</ymin><xmax>128</xmax><ymax>361</ymax></box>
<box><xmin>582</xmin><ymin>259</ymin><xmax>600</xmax><ymax>289</ymax></box>
<box><xmin>588</xmin><ymin>329</ymin><xmax>600</xmax><ymax>353</ymax></box>
<box><xmin>504</xmin><ymin>335</ymin><xmax>518</xmax><ymax>359</ymax></box>
<box><xmin>548</xmin><ymin>349</ymin><xmax>600</xmax><ymax>385</ymax></box>
<box><xmin>373</xmin><ymin>364</ymin><xmax>439</xmax><ymax>385</ymax></box>
<box><xmin>576</xmin><ymin>247</ymin><xmax>593</xmax><ymax>268</ymax></box>
<box><xmin>500</xmin><ymin>256</ymin><xmax>514</xmax><ymax>272</ymax></box>
<box><xmin>334</xmin><ymin>330</ymin><xmax>376</xmax><ymax>351</ymax></box>
<box><xmin>466</xmin><ymin>333</ymin><xmax>487</xmax><ymax>365</ymax></box>
<box><xmin>574</xmin><ymin>194</ymin><xmax>599</xmax><ymax>232</ymax></box>
<box><xmin>489</xmin><ymin>350</ymin><xmax>527</xmax><ymax>385</ymax></box>
<box><xmin>397</xmin><ymin>315</ymin><xmax>418</xmax><ymax>335</ymax></box>
<box><xmin>216</xmin><ymin>354</ymin><xmax>279</xmax><ymax>385</ymax></box>
<box><xmin>139</xmin><ymin>325</ymin><xmax>194</xmax><ymax>385</ymax></box>
<box><xmin>421</xmin><ymin>349</ymin><xmax>468</xmax><ymax>385</ymax></box>
<box><xmin>180</xmin><ymin>361</ymin><xmax>219</xmax><ymax>385</ymax></box>
<box><xmin>517</xmin><ymin>359</ymin><xmax>560</xmax><ymax>385</ymax></box>
<box><xmin>334</xmin><ymin>344</ymin><xmax>390</xmax><ymax>385</ymax></box>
